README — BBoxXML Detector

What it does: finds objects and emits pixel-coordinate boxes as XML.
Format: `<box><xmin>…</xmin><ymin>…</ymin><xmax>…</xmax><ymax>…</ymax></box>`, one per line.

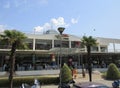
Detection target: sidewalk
<box><xmin>74</xmin><ymin>73</ymin><xmax>113</xmax><ymax>87</ymax></box>
<box><xmin>41</xmin><ymin>72</ymin><xmax>113</xmax><ymax>88</ymax></box>
<box><xmin>0</xmin><ymin>70</ymin><xmax>113</xmax><ymax>88</ymax></box>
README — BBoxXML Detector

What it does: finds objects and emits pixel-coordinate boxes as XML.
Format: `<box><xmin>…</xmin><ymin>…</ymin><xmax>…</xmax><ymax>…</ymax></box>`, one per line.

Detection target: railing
<box><xmin>0</xmin><ymin>65</ymin><xmax>59</xmax><ymax>72</ymax></box>
<box><xmin>0</xmin><ymin>45</ymin><xmax>120</xmax><ymax>53</ymax></box>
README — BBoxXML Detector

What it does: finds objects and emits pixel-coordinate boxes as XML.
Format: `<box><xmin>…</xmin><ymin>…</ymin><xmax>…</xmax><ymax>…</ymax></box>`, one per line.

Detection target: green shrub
<box><xmin>106</xmin><ymin>63</ymin><xmax>120</xmax><ymax>80</ymax></box>
<box><xmin>0</xmin><ymin>76</ymin><xmax>59</xmax><ymax>87</ymax></box>
<box><xmin>61</xmin><ymin>63</ymin><xmax>72</xmax><ymax>83</ymax></box>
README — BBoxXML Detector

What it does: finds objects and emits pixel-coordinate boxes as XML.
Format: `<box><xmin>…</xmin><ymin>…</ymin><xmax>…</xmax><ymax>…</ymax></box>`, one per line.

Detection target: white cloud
<box><xmin>51</xmin><ymin>18</ymin><xmax>58</xmax><ymax>26</ymax></box>
<box><xmin>0</xmin><ymin>25</ymin><xmax>6</xmax><ymax>32</ymax></box>
<box><xmin>71</xmin><ymin>18</ymin><xmax>78</xmax><ymax>24</ymax></box>
<box><xmin>71</xmin><ymin>17</ymin><xmax>79</xmax><ymax>24</ymax></box>
<box><xmin>34</xmin><ymin>26</ymin><xmax>43</xmax><ymax>32</ymax></box>
<box><xmin>51</xmin><ymin>17</ymin><xmax>69</xmax><ymax>27</ymax></box>
<box><xmin>34</xmin><ymin>23</ymin><xmax>51</xmax><ymax>32</ymax></box>
<box><xmin>43</xmin><ymin>23</ymin><xmax>51</xmax><ymax>29</ymax></box>
<box><xmin>34</xmin><ymin>17</ymin><xmax>69</xmax><ymax>32</ymax></box>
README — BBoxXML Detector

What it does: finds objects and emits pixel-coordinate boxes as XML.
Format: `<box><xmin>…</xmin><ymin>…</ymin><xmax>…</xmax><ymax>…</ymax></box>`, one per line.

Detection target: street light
<box><xmin>58</xmin><ymin>27</ymin><xmax>65</xmax><ymax>35</ymax></box>
<box><xmin>58</xmin><ymin>27</ymin><xmax>65</xmax><ymax>88</ymax></box>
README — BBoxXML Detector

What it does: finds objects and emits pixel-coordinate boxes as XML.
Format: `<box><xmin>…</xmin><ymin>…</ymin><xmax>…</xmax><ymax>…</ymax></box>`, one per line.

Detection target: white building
<box><xmin>0</xmin><ymin>30</ymin><xmax>120</xmax><ymax>71</ymax></box>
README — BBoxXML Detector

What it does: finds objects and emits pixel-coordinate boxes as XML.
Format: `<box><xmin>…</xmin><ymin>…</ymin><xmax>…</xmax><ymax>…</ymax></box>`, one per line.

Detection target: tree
<box><xmin>106</xmin><ymin>63</ymin><xmax>120</xmax><ymax>80</ymax></box>
<box><xmin>0</xmin><ymin>30</ymin><xmax>27</xmax><ymax>88</ymax></box>
<box><xmin>81</xmin><ymin>36</ymin><xmax>97</xmax><ymax>82</ymax></box>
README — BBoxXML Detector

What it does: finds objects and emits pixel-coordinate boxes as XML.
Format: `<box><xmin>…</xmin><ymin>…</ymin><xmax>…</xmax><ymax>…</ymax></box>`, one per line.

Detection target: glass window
<box><xmin>25</xmin><ymin>39</ymin><xmax>33</xmax><ymax>50</ymax></box>
<box><xmin>91</xmin><ymin>46</ymin><xmax>98</xmax><ymax>51</ymax></box>
<box><xmin>54</xmin><ymin>40</ymin><xmax>69</xmax><ymax>48</ymax></box>
<box><xmin>62</xmin><ymin>41</ymin><xmax>69</xmax><ymax>48</ymax></box>
<box><xmin>54</xmin><ymin>40</ymin><xmax>60</xmax><ymax>47</ymax></box>
<box><xmin>0</xmin><ymin>41</ymin><xmax>11</xmax><ymax>49</ymax></box>
<box><xmin>71</xmin><ymin>41</ymin><xmax>81</xmax><ymax>48</ymax></box>
<box><xmin>100</xmin><ymin>47</ymin><xmax>107</xmax><ymax>52</ymax></box>
<box><xmin>35</xmin><ymin>39</ymin><xmax>52</xmax><ymax>50</ymax></box>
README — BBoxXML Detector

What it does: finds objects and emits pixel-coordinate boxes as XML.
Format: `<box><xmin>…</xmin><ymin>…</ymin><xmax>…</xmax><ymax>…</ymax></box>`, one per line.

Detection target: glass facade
<box><xmin>91</xmin><ymin>46</ymin><xmax>98</xmax><ymax>52</ymax></box>
<box><xmin>71</xmin><ymin>41</ymin><xmax>81</xmax><ymax>48</ymax></box>
<box><xmin>25</xmin><ymin>39</ymin><xmax>33</xmax><ymax>49</ymax></box>
<box><xmin>54</xmin><ymin>40</ymin><xmax>69</xmax><ymax>48</ymax></box>
<box><xmin>0</xmin><ymin>33</ymin><xmax>120</xmax><ymax>72</ymax></box>
<box><xmin>54</xmin><ymin>40</ymin><xmax>60</xmax><ymax>47</ymax></box>
<box><xmin>35</xmin><ymin>39</ymin><xmax>52</xmax><ymax>50</ymax></box>
<box><xmin>100</xmin><ymin>46</ymin><xmax>107</xmax><ymax>52</ymax></box>
<box><xmin>62</xmin><ymin>41</ymin><xmax>69</xmax><ymax>48</ymax></box>
<box><xmin>0</xmin><ymin>42</ymin><xmax>11</xmax><ymax>49</ymax></box>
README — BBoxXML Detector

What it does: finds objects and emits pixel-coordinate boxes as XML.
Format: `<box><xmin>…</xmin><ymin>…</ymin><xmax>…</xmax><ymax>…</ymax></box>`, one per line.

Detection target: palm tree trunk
<box><xmin>9</xmin><ymin>56</ymin><xmax>15</xmax><ymax>88</ymax></box>
<box><xmin>87</xmin><ymin>46</ymin><xmax>92</xmax><ymax>82</ymax></box>
<box><xmin>9</xmin><ymin>42</ymin><xmax>16</xmax><ymax>88</ymax></box>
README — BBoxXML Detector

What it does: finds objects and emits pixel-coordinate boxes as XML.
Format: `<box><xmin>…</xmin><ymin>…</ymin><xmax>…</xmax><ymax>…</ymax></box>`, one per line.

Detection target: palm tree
<box><xmin>81</xmin><ymin>36</ymin><xmax>97</xmax><ymax>82</ymax></box>
<box><xmin>0</xmin><ymin>30</ymin><xmax>27</xmax><ymax>88</ymax></box>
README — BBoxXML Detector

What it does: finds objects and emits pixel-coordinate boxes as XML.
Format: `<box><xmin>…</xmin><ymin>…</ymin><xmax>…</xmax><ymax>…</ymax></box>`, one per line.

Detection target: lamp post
<box><xmin>58</xmin><ymin>27</ymin><xmax>65</xmax><ymax>88</ymax></box>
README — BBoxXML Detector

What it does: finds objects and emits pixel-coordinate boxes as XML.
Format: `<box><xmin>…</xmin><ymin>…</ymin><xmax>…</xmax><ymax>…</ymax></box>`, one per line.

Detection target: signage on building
<box><xmin>55</xmin><ymin>34</ymin><xmax>69</xmax><ymax>40</ymax></box>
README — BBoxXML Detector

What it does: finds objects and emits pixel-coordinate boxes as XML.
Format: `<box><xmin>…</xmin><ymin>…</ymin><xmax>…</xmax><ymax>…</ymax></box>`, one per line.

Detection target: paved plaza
<box><xmin>0</xmin><ymin>69</ymin><xmax>114</xmax><ymax>88</ymax></box>
<box><xmin>41</xmin><ymin>73</ymin><xmax>113</xmax><ymax>88</ymax></box>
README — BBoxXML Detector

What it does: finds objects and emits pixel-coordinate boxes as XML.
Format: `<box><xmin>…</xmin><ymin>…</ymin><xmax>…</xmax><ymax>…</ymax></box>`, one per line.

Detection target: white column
<box><xmin>33</xmin><ymin>38</ymin><xmax>36</xmax><ymax>51</ymax></box>
<box><xmin>52</xmin><ymin>40</ymin><xmax>54</xmax><ymax>48</ymax></box>
<box><xmin>98</xmin><ymin>45</ymin><xmax>101</xmax><ymax>52</ymax></box>
<box><xmin>57</xmin><ymin>53</ymin><xmax>59</xmax><ymax>67</ymax></box>
<box><xmin>84</xmin><ymin>46</ymin><xmax>87</xmax><ymax>52</ymax></box>
<box><xmin>107</xmin><ymin>46</ymin><xmax>108</xmax><ymax>52</ymax></box>
<box><xmin>113</xmin><ymin>42</ymin><xmax>115</xmax><ymax>52</ymax></box>
<box><xmin>69</xmin><ymin>41</ymin><xmax>71</xmax><ymax>48</ymax></box>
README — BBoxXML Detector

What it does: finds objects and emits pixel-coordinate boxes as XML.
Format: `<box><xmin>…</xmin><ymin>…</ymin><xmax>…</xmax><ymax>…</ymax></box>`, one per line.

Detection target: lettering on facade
<box><xmin>55</xmin><ymin>34</ymin><xmax>69</xmax><ymax>40</ymax></box>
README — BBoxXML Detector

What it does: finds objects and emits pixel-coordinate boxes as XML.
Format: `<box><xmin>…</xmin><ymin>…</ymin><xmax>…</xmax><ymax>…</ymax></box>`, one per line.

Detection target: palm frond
<box><xmin>0</xmin><ymin>29</ymin><xmax>28</xmax><ymax>49</ymax></box>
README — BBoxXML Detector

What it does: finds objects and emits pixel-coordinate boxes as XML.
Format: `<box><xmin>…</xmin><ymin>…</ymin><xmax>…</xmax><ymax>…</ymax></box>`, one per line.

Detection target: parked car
<box><xmin>73</xmin><ymin>82</ymin><xmax>109</xmax><ymax>88</ymax></box>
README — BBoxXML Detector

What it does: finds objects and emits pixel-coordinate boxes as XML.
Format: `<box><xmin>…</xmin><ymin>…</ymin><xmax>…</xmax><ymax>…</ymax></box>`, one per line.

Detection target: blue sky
<box><xmin>0</xmin><ymin>0</ymin><xmax>120</xmax><ymax>39</ymax></box>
